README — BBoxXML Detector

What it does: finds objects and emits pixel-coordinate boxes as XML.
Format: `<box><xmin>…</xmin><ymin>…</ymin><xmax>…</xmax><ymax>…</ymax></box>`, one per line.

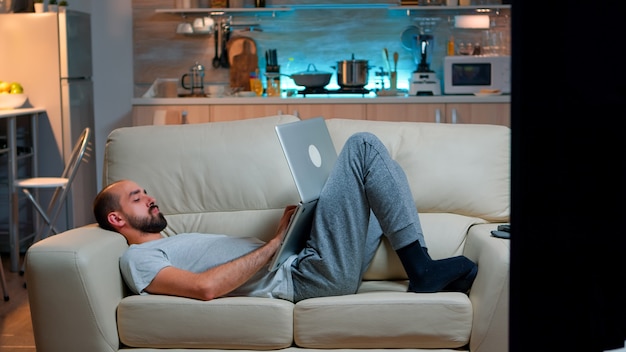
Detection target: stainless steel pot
<box><xmin>333</xmin><ymin>54</ymin><xmax>371</xmax><ymax>88</ymax></box>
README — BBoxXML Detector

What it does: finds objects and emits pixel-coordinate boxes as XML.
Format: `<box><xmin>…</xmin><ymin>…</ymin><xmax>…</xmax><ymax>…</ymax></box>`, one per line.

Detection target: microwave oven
<box><xmin>443</xmin><ymin>55</ymin><xmax>511</xmax><ymax>94</ymax></box>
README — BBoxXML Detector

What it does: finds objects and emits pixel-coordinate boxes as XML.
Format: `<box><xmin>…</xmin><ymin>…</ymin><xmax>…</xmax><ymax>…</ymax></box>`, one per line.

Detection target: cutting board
<box><xmin>228</xmin><ymin>37</ymin><xmax>258</xmax><ymax>91</ymax></box>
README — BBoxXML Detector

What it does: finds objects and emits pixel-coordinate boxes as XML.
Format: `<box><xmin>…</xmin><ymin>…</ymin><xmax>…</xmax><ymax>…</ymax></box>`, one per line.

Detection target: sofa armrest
<box><xmin>25</xmin><ymin>224</ymin><xmax>129</xmax><ymax>352</ymax></box>
<box><xmin>463</xmin><ymin>223</ymin><xmax>510</xmax><ymax>352</ymax></box>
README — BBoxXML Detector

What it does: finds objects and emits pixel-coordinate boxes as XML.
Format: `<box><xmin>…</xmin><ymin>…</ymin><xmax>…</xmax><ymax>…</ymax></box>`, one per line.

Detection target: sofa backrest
<box><xmin>103</xmin><ymin>115</ymin><xmax>300</xmax><ymax>240</ymax></box>
<box><xmin>325</xmin><ymin>119</ymin><xmax>510</xmax><ymax>222</ymax></box>
<box><xmin>102</xmin><ymin>115</ymin><xmax>510</xmax><ymax>242</ymax></box>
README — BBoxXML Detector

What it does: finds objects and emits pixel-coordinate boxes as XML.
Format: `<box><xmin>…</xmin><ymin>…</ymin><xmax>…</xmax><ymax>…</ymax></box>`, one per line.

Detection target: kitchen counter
<box><xmin>132</xmin><ymin>93</ymin><xmax>511</xmax><ymax>126</ymax></box>
<box><xmin>132</xmin><ymin>94</ymin><xmax>510</xmax><ymax>105</ymax></box>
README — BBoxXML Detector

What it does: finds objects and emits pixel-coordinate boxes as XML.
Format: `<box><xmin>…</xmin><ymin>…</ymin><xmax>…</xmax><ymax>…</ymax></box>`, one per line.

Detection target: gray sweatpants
<box><xmin>291</xmin><ymin>132</ymin><xmax>426</xmax><ymax>302</ymax></box>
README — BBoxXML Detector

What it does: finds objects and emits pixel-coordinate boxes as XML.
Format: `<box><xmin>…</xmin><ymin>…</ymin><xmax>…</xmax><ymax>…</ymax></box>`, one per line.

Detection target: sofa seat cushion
<box><xmin>117</xmin><ymin>295</ymin><xmax>294</xmax><ymax>349</ymax></box>
<box><xmin>293</xmin><ymin>287</ymin><xmax>472</xmax><ymax>349</ymax></box>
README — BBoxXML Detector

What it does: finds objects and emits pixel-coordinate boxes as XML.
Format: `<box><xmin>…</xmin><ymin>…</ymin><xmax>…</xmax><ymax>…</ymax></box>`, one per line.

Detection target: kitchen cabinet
<box><xmin>366</xmin><ymin>103</ymin><xmax>445</xmax><ymax>123</ymax></box>
<box><xmin>446</xmin><ymin>103</ymin><xmax>510</xmax><ymax>126</ymax></box>
<box><xmin>131</xmin><ymin>97</ymin><xmax>510</xmax><ymax>126</ymax></box>
<box><xmin>132</xmin><ymin>105</ymin><xmax>210</xmax><ymax>125</ymax></box>
<box><xmin>209</xmin><ymin>104</ymin><xmax>287</xmax><ymax>122</ymax></box>
<box><xmin>288</xmin><ymin>104</ymin><xmax>365</xmax><ymax>120</ymax></box>
<box><xmin>366</xmin><ymin>102</ymin><xmax>510</xmax><ymax>126</ymax></box>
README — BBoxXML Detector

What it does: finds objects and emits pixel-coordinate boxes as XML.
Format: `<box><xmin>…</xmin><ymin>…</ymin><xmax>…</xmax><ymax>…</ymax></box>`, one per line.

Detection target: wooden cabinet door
<box><xmin>366</xmin><ymin>103</ymin><xmax>445</xmax><ymax>123</ymax></box>
<box><xmin>210</xmin><ymin>104</ymin><xmax>288</xmax><ymax>122</ymax></box>
<box><xmin>132</xmin><ymin>105</ymin><xmax>210</xmax><ymax>126</ymax></box>
<box><xmin>446</xmin><ymin>103</ymin><xmax>511</xmax><ymax>126</ymax></box>
<box><xmin>287</xmin><ymin>104</ymin><xmax>366</xmax><ymax>120</ymax></box>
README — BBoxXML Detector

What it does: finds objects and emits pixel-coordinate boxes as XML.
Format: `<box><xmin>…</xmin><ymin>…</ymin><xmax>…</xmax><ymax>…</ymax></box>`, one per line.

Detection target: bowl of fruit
<box><xmin>0</xmin><ymin>81</ymin><xmax>27</xmax><ymax>109</ymax></box>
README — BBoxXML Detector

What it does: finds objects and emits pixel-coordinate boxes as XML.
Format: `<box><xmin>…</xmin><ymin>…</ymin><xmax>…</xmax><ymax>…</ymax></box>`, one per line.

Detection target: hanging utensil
<box><xmin>212</xmin><ymin>25</ymin><xmax>220</xmax><ymax>68</ymax></box>
<box><xmin>219</xmin><ymin>20</ymin><xmax>231</xmax><ymax>68</ymax></box>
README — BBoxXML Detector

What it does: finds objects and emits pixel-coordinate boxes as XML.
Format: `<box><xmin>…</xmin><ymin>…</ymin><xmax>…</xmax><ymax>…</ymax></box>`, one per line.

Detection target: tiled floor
<box><xmin>0</xmin><ymin>254</ymin><xmax>36</xmax><ymax>352</ymax></box>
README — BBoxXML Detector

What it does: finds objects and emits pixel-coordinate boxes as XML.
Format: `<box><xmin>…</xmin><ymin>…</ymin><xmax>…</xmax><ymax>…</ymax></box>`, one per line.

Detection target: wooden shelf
<box><xmin>155</xmin><ymin>7</ymin><xmax>292</xmax><ymax>15</ymax></box>
<box><xmin>156</xmin><ymin>4</ymin><xmax>510</xmax><ymax>15</ymax></box>
<box><xmin>389</xmin><ymin>4</ymin><xmax>510</xmax><ymax>10</ymax></box>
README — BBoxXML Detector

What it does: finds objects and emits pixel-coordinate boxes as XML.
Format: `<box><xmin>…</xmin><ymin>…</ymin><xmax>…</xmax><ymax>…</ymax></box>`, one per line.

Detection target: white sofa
<box><xmin>26</xmin><ymin>115</ymin><xmax>510</xmax><ymax>352</ymax></box>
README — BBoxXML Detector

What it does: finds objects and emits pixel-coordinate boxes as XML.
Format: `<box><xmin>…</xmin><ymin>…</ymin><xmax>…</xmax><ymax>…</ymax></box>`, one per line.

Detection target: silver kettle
<box><xmin>181</xmin><ymin>61</ymin><xmax>206</xmax><ymax>96</ymax></box>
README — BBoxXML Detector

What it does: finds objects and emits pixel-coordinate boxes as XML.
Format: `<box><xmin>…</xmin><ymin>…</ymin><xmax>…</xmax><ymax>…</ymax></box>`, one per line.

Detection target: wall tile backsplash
<box><xmin>133</xmin><ymin>0</ymin><xmax>510</xmax><ymax>96</ymax></box>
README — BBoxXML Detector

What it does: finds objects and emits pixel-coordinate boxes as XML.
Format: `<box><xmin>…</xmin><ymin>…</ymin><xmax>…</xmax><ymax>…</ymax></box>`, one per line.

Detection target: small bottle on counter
<box><xmin>472</xmin><ymin>43</ymin><xmax>481</xmax><ymax>55</ymax></box>
<box><xmin>447</xmin><ymin>36</ymin><xmax>455</xmax><ymax>56</ymax></box>
<box><xmin>175</xmin><ymin>0</ymin><xmax>191</xmax><ymax>8</ymax></box>
<box><xmin>250</xmin><ymin>70</ymin><xmax>263</xmax><ymax>96</ymax></box>
<box><xmin>210</xmin><ymin>0</ymin><xmax>228</xmax><ymax>7</ymax></box>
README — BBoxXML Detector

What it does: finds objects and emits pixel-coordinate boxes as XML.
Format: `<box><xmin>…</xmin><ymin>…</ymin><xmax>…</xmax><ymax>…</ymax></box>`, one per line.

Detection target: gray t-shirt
<box><xmin>119</xmin><ymin>233</ymin><xmax>296</xmax><ymax>302</ymax></box>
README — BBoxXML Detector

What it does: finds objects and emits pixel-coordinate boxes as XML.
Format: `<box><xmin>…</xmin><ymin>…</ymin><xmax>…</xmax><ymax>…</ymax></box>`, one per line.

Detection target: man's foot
<box><xmin>406</xmin><ymin>256</ymin><xmax>476</xmax><ymax>293</ymax></box>
<box><xmin>442</xmin><ymin>263</ymin><xmax>478</xmax><ymax>294</ymax></box>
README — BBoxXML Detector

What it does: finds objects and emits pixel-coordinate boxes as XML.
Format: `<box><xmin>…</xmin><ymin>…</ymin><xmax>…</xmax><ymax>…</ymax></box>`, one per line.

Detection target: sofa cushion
<box><xmin>117</xmin><ymin>295</ymin><xmax>295</xmax><ymax>349</ymax></box>
<box><xmin>293</xmin><ymin>290</ymin><xmax>472</xmax><ymax>349</ymax></box>
<box><xmin>326</xmin><ymin>119</ymin><xmax>510</xmax><ymax>222</ymax></box>
<box><xmin>117</xmin><ymin>286</ymin><xmax>472</xmax><ymax>350</ymax></box>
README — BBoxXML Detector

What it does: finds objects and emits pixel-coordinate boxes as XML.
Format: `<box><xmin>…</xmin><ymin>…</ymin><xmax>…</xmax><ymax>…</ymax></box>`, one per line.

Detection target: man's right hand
<box><xmin>275</xmin><ymin>205</ymin><xmax>297</xmax><ymax>242</ymax></box>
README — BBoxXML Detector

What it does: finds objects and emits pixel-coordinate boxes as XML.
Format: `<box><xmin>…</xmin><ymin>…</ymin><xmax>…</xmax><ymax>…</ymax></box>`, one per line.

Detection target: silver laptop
<box><xmin>268</xmin><ymin>117</ymin><xmax>338</xmax><ymax>272</ymax></box>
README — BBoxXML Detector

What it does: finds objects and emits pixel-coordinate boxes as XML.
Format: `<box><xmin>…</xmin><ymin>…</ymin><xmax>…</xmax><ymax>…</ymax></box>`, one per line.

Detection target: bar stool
<box><xmin>16</xmin><ymin>127</ymin><xmax>92</xmax><ymax>274</ymax></box>
<box><xmin>0</xmin><ymin>255</ymin><xmax>8</xmax><ymax>301</ymax></box>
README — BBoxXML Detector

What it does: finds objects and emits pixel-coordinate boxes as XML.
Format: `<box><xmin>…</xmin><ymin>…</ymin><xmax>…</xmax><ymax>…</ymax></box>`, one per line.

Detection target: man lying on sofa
<box><xmin>93</xmin><ymin>132</ymin><xmax>477</xmax><ymax>303</ymax></box>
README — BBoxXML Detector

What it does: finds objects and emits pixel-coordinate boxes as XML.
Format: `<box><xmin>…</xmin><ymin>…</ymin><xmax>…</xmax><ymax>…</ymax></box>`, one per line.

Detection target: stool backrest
<box><xmin>62</xmin><ymin>127</ymin><xmax>93</xmax><ymax>184</ymax></box>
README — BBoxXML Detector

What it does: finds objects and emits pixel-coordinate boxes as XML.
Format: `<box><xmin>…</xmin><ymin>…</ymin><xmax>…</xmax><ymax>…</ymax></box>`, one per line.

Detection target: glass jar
<box><xmin>265</xmin><ymin>73</ymin><xmax>280</xmax><ymax>97</ymax></box>
<box><xmin>250</xmin><ymin>72</ymin><xmax>263</xmax><ymax>96</ymax></box>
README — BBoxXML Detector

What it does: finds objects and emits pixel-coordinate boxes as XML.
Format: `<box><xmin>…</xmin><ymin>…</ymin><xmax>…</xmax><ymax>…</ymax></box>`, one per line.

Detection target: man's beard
<box><xmin>126</xmin><ymin>207</ymin><xmax>168</xmax><ymax>233</ymax></box>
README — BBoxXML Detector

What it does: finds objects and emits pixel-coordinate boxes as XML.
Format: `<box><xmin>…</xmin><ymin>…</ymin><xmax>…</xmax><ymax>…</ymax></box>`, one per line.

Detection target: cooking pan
<box><xmin>284</xmin><ymin>64</ymin><xmax>332</xmax><ymax>88</ymax></box>
<box><xmin>332</xmin><ymin>54</ymin><xmax>372</xmax><ymax>88</ymax></box>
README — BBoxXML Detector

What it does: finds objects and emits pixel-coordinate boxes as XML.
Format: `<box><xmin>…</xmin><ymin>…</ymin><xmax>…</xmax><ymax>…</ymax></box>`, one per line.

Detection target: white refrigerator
<box><xmin>0</xmin><ymin>10</ymin><xmax>97</xmax><ymax>237</ymax></box>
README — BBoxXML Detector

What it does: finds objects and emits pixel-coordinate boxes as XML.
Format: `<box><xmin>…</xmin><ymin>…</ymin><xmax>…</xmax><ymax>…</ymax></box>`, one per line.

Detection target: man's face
<box><xmin>116</xmin><ymin>180</ymin><xmax>167</xmax><ymax>233</ymax></box>
<box><xmin>123</xmin><ymin>207</ymin><xmax>167</xmax><ymax>233</ymax></box>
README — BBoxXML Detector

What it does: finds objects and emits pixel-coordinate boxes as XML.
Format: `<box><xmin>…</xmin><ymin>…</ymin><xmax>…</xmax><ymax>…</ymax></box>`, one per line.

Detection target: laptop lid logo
<box><xmin>309</xmin><ymin>145</ymin><xmax>322</xmax><ymax>168</ymax></box>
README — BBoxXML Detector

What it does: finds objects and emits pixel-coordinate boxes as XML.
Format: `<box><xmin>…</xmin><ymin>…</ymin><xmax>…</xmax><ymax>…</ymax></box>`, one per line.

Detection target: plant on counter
<box><xmin>48</xmin><ymin>0</ymin><xmax>58</xmax><ymax>12</ymax></box>
<box><xmin>33</xmin><ymin>0</ymin><xmax>43</xmax><ymax>12</ymax></box>
<box><xmin>59</xmin><ymin>0</ymin><xmax>67</xmax><ymax>5</ymax></box>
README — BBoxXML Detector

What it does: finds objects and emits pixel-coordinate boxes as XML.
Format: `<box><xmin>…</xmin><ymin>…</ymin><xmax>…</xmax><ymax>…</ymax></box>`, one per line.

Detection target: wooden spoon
<box><xmin>393</xmin><ymin>52</ymin><xmax>399</xmax><ymax>72</ymax></box>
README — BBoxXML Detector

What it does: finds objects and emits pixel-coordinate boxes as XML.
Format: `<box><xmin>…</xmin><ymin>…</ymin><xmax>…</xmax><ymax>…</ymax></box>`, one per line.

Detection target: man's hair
<box><xmin>92</xmin><ymin>181</ymin><xmax>123</xmax><ymax>232</ymax></box>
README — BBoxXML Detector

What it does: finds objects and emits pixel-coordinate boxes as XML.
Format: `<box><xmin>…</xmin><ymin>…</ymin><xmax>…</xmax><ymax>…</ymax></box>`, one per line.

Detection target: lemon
<box><xmin>9</xmin><ymin>82</ymin><xmax>23</xmax><ymax>94</ymax></box>
<box><xmin>0</xmin><ymin>81</ymin><xmax>10</xmax><ymax>94</ymax></box>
